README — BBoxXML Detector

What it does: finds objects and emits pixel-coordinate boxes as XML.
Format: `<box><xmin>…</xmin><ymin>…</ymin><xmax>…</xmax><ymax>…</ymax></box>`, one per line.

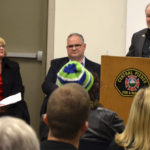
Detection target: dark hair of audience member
<box><xmin>88</xmin><ymin>72</ymin><xmax>102</xmax><ymax>109</ymax></box>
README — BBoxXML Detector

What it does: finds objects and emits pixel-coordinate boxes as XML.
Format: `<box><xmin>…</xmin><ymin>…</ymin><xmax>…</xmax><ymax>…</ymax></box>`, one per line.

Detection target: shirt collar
<box><xmin>81</xmin><ymin>56</ymin><xmax>85</xmax><ymax>66</ymax></box>
<box><xmin>69</xmin><ymin>56</ymin><xmax>85</xmax><ymax>66</ymax></box>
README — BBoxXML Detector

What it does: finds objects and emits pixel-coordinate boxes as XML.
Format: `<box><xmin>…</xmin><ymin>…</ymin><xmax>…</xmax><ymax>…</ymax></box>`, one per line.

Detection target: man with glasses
<box><xmin>39</xmin><ymin>33</ymin><xmax>100</xmax><ymax>141</ymax></box>
<box><xmin>42</xmin><ymin>33</ymin><xmax>100</xmax><ymax>104</ymax></box>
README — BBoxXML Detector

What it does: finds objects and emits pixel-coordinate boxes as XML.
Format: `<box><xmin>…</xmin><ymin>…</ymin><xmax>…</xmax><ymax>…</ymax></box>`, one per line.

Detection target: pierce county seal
<box><xmin>115</xmin><ymin>68</ymin><xmax>150</xmax><ymax>97</ymax></box>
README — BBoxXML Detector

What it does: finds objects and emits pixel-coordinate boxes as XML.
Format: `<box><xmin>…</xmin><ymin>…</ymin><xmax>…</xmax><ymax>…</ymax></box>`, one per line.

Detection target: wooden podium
<box><xmin>100</xmin><ymin>55</ymin><xmax>150</xmax><ymax>123</ymax></box>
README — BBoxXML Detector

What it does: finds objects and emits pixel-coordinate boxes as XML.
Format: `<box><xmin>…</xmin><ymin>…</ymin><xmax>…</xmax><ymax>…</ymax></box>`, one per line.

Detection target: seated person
<box><xmin>0</xmin><ymin>37</ymin><xmax>30</xmax><ymax>124</ymax></box>
<box><xmin>40</xmin><ymin>33</ymin><xmax>100</xmax><ymax>116</ymax></box>
<box><xmin>107</xmin><ymin>87</ymin><xmax>150</xmax><ymax>150</ymax></box>
<box><xmin>0</xmin><ymin>116</ymin><xmax>39</xmax><ymax>150</ymax></box>
<box><xmin>41</xmin><ymin>83</ymin><xmax>90</xmax><ymax>150</ymax></box>
<box><xmin>40</xmin><ymin>33</ymin><xmax>100</xmax><ymax>141</ymax></box>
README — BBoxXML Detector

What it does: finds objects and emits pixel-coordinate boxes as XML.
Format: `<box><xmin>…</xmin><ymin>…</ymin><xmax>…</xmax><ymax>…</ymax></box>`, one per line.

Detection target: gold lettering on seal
<box><xmin>117</xmin><ymin>71</ymin><xmax>133</xmax><ymax>83</ymax></box>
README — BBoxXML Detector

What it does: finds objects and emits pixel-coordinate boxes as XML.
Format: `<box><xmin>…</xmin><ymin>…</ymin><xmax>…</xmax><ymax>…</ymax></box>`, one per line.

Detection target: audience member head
<box><xmin>45</xmin><ymin>83</ymin><xmax>90</xmax><ymax>144</ymax></box>
<box><xmin>0</xmin><ymin>37</ymin><xmax>6</xmax><ymax>57</ymax></box>
<box><xmin>0</xmin><ymin>116</ymin><xmax>39</xmax><ymax>150</ymax></box>
<box><xmin>115</xmin><ymin>87</ymin><xmax>150</xmax><ymax>150</ymax></box>
<box><xmin>66</xmin><ymin>33</ymin><xmax>86</xmax><ymax>63</ymax></box>
<box><xmin>56</xmin><ymin>61</ymin><xmax>100</xmax><ymax>109</ymax></box>
<box><xmin>56</xmin><ymin>61</ymin><xmax>94</xmax><ymax>91</ymax></box>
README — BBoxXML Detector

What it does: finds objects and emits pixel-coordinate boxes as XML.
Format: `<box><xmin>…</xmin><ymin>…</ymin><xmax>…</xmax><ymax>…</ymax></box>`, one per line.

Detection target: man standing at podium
<box><xmin>127</xmin><ymin>3</ymin><xmax>150</xmax><ymax>57</ymax></box>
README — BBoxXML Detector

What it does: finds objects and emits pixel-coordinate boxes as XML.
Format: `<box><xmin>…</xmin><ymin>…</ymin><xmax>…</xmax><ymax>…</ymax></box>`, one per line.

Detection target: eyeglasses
<box><xmin>0</xmin><ymin>45</ymin><xmax>5</xmax><ymax>48</ymax></box>
<box><xmin>67</xmin><ymin>44</ymin><xmax>82</xmax><ymax>48</ymax></box>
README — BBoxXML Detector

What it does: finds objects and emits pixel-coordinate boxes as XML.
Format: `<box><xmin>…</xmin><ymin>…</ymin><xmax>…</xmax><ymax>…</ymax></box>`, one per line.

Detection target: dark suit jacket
<box><xmin>40</xmin><ymin>57</ymin><xmax>100</xmax><ymax>115</ymax></box>
<box><xmin>0</xmin><ymin>57</ymin><xmax>30</xmax><ymax>124</ymax></box>
<box><xmin>126</xmin><ymin>28</ymin><xmax>148</xmax><ymax>56</ymax></box>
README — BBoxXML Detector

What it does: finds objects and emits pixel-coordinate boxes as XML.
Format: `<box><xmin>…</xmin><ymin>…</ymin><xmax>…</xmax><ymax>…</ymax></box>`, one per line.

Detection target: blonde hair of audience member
<box><xmin>0</xmin><ymin>37</ymin><xmax>6</xmax><ymax>45</ymax></box>
<box><xmin>0</xmin><ymin>37</ymin><xmax>7</xmax><ymax>56</ymax></box>
<box><xmin>115</xmin><ymin>87</ymin><xmax>150</xmax><ymax>150</ymax></box>
<box><xmin>0</xmin><ymin>116</ymin><xmax>39</xmax><ymax>150</ymax></box>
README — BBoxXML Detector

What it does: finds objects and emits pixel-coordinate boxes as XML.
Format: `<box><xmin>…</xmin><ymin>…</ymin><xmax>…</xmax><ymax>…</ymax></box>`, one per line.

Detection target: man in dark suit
<box><xmin>39</xmin><ymin>33</ymin><xmax>100</xmax><ymax>141</ymax></box>
<box><xmin>42</xmin><ymin>33</ymin><xmax>100</xmax><ymax>97</ymax></box>
<box><xmin>127</xmin><ymin>3</ymin><xmax>150</xmax><ymax>57</ymax></box>
<box><xmin>42</xmin><ymin>57</ymin><xmax>100</xmax><ymax>97</ymax></box>
<box><xmin>41</xmin><ymin>33</ymin><xmax>100</xmax><ymax>114</ymax></box>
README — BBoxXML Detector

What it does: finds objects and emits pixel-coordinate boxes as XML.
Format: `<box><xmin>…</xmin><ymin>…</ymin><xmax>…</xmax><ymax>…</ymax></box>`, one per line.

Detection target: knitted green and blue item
<box><xmin>56</xmin><ymin>61</ymin><xmax>94</xmax><ymax>91</ymax></box>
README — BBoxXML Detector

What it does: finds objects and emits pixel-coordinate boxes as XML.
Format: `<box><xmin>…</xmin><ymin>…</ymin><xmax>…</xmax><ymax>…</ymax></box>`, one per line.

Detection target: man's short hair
<box><xmin>46</xmin><ymin>83</ymin><xmax>90</xmax><ymax>140</ymax></box>
<box><xmin>67</xmin><ymin>33</ymin><xmax>85</xmax><ymax>43</ymax></box>
<box><xmin>145</xmin><ymin>3</ymin><xmax>150</xmax><ymax>13</ymax></box>
<box><xmin>0</xmin><ymin>116</ymin><xmax>39</xmax><ymax>150</ymax></box>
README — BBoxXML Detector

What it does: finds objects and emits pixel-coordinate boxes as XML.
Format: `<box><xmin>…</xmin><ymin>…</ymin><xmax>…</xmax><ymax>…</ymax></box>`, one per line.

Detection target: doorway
<box><xmin>0</xmin><ymin>0</ymin><xmax>48</xmax><ymax>134</ymax></box>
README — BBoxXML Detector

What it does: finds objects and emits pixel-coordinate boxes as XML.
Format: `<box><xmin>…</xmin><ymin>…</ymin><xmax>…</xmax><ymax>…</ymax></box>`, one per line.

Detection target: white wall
<box><xmin>126</xmin><ymin>0</ymin><xmax>150</xmax><ymax>53</ymax></box>
<box><xmin>50</xmin><ymin>0</ymin><xmax>127</xmax><ymax>65</ymax></box>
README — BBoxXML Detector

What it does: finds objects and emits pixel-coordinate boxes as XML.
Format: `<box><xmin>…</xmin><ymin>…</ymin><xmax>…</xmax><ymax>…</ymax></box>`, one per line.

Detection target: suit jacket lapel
<box><xmin>85</xmin><ymin>57</ymin><xmax>92</xmax><ymax>71</ymax></box>
<box><xmin>85</xmin><ymin>57</ymin><xmax>89</xmax><ymax>69</ymax></box>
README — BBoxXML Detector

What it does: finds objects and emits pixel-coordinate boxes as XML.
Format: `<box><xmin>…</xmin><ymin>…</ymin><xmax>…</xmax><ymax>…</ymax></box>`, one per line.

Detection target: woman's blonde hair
<box><xmin>115</xmin><ymin>87</ymin><xmax>150</xmax><ymax>150</ymax></box>
<box><xmin>0</xmin><ymin>37</ymin><xmax>6</xmax><ymax>56</ymax></box>
<box><xmin>0</xmin><ymin>37</ymin><xmax>6</xmax><ymax>46</ymax></box>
